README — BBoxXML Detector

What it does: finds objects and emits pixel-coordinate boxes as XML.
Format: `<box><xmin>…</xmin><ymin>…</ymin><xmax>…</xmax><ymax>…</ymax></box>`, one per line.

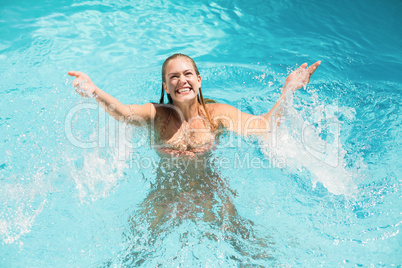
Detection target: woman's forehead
<box><xmin>166</xmin><ymin>58</ymin><xmax>194</xmax><ymax>71</ymax></box>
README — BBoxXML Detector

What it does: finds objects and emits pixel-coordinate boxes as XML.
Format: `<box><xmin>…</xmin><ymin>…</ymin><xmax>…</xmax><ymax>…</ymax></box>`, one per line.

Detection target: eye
<box><xmin>185</xmin><ymin>72</ymin><xmax>193</xmax><ymax>76</ymax></box>
<box><xmin>170</xmin><ymin>75</ymin><xmax>178</xmax><ymax>79</ymax></box>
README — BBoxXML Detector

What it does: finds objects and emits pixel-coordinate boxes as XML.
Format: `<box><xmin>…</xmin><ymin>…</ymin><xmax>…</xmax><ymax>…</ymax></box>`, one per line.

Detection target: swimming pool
<box><xmin>1</xmin><ymin>0</ymin><xmax>401</xmax><ymax>266</ymax></box>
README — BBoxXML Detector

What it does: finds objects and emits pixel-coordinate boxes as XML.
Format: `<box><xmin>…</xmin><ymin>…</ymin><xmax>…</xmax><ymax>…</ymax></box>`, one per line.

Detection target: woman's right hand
<box><xmin>68</xmin><ymin>71</ymin><xmax>97</xmax><ymax>97</ymax></box>
<box><xmin>283</xmin><ymin>61</ymin><xmax>321</xmax><ymax>93</ymax></box>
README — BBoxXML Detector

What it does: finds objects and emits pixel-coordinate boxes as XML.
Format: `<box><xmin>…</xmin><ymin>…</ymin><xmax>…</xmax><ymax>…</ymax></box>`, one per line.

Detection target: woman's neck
<box><xmin>173</xmin><ymin>99</ymin><xmax>201</xmax><ymax>122</ymax></box>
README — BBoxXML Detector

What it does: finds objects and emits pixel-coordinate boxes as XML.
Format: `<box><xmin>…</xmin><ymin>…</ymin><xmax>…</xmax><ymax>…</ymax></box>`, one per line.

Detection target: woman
<box><xmin>68</xmin><ymin>54</ymin><xmax>320</xmax><ymax>156</ymax></box>
<box><xmin>69</xmin><ymin>54</ymin><xmax>320</xmax><ymax>264</ymax></box>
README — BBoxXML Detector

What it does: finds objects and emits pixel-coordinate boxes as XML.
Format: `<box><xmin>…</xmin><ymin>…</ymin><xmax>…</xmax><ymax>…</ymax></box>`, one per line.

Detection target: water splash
<box><xmin>66</xmin><ymin>121</ymin><xmax>134</xmax><ymax>203</ymax></box>
<box><xmin>0</xmin><ymin>173</ymin><xmax>49</xmax><ymax>244</ymax></box>
<box><xmin>261</xmin><ymin>92</ymin><xmax>363</xmax><ymax>196</ymax></box>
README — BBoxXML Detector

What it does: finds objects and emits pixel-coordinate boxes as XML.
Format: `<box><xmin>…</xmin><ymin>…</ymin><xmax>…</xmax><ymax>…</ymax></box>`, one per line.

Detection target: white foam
<box><xmin>0</xmin><ymin>173</ymin><xmax>49</xmax><ymax>244</ymax></box>
<box><xmin>261</xmin><ymin>95</ymin><xmax>359</xmax><ymax>196</ymax></box>
<box><xmin>67</xmin><ymin>122</ymin><xmax>134</xmax><ymax>203</ymax></box>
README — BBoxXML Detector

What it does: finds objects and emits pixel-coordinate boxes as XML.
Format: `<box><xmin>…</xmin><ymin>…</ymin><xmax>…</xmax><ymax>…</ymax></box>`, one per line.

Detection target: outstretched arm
<box><xmin>68</xmin><ymin>71</ymin><xmax>156</xmax><ymax>123</ymax></box>
<box><xmin>264</xmin><ymin>61</ymin><xmax>321</xmax><ymax>122</ymax></box>
<box><xmin>210</xmin><ymin>61</ymin><xmax>321</xmax><ymax>135</ymax></box>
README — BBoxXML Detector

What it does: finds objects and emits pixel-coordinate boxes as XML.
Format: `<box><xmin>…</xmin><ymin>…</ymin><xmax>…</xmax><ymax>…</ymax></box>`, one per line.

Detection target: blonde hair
<box><xmin>159</xmin><ymin>53</ymin><xmax>216</xmax><ymax>129</ymax></box>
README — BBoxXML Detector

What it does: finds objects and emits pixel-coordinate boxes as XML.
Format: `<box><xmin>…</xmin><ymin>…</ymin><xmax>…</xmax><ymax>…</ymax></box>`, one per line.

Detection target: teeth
<box><xmin>178</xmin><ymin>88</ymin><xmax>190</xmax><ymax>93</ymax></box>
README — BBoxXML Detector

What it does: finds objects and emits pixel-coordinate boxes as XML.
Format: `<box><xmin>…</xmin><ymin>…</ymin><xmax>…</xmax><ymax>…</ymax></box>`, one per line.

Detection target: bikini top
<box><xmin>156</xmin><ymin>110</ymin><xmax>215</xmax><ymax>157</ymax></box>
<box><xmin>126</xmin><ymin>104</ymin><xmax>215</xmax><ymax>157</ymax></box>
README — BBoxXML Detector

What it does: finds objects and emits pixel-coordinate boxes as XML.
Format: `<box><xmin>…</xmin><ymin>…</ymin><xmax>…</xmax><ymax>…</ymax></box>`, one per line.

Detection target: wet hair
<box><xmin>159</xmin><ymin>53</ymin><xmax>216</xmax><ymax>129</ymax></box>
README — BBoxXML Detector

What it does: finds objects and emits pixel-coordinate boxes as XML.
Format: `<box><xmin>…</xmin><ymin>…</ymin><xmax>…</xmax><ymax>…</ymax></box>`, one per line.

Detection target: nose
<box><xmin>178</xmin><ymin>74</ymin><xmax>187</xmax><ymax>85</ymax></box>
<box><xmin>180</xmin><ymin>74</ymin><xmax>188</xmax><ymax>82</ymax></box>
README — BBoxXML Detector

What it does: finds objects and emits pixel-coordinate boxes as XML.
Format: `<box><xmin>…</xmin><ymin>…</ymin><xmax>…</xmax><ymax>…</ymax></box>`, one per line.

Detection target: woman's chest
<box><xmin>160</xmin><ymin>121</ymin><xmax>214</xmax><ymax>151</ymax></box>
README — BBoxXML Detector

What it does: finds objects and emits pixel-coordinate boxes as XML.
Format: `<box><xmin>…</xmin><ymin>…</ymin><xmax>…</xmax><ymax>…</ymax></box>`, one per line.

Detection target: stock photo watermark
<box><xmin>64</xmin><ymin>101</ymin><xmax>342</xmax><ymax>168</ymax></box>
<box><xmin>127</xmin><ymin>151</ymin><xmax>286</xmax><ymax>171</ymax></box>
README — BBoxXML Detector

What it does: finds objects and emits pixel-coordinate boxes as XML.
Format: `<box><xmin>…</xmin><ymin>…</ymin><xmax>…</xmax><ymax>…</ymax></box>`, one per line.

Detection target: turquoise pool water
<box><xmin>1</xmin><ymin>0</ymin><xmax>401</xmax><ymax>266</ymax></box>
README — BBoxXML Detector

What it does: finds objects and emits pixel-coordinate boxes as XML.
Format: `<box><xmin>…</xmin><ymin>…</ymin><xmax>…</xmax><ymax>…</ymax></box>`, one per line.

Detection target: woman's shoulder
<box><xmin>152</xmin><ymin>103</ymin><xmax>174</xmax><ymax>119</ymax></box>
<box><xmin>205</xmin><ymin>103</ymin><xmax>219</xmax><ymax>116</ymax></box>
<box><xmin>205</xmin><ymin>102</ymin><xmax>225</xmax><ymax>110</ymax></box>
<box><xmin>206</xmin><ymin>102</ymin><xmax>236</xmax><ymax>116</ymax></box>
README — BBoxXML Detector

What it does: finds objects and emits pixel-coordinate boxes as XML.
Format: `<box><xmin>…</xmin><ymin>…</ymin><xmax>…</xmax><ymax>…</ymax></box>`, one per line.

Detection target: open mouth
<box><xmin>176</xmin><ymin>87</ymin><xmax>193</xmax><ymax>94</ymax></box>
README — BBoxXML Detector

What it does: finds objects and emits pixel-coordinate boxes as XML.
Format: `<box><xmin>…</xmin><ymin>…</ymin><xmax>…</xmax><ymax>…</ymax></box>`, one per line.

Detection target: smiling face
<box><xmin>163</xmin><ymin>57</ymin><xmax>201</xmax><ymax>104</ymax></box>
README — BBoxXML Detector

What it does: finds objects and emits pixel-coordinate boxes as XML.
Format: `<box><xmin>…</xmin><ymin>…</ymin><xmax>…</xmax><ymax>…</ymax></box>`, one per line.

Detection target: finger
<box><xmin>68</xmin><ymin>71</ymin><xmax>82</xmax><ymax>77</ymax></box>
<box><xmin>307</xmin><ymin>61</ymin><xmax>321</xmax><ymax>75</ymax></box>
<box><xmin>298</xmin><ymin>63</ymin><xmax>308</xmax><ymax>70</ymax></box>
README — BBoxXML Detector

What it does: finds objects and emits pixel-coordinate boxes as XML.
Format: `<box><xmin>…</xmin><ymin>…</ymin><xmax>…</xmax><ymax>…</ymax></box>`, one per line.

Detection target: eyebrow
<box><xmin>168</xmin><ymin>69</ymin><xmax>193</xmax><ymax>76</ymax></box>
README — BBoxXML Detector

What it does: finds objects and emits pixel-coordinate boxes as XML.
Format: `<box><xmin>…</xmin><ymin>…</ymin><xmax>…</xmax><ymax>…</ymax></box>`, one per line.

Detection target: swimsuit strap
<box><xmin>160</xmin><ymin>110</ymin><xmax>172</xmax><ymax>136</ymax></box>
<box><xmin>199</xmin><ymin>107</ymin><xmax>212</xmax><ymax>130</ymax></box>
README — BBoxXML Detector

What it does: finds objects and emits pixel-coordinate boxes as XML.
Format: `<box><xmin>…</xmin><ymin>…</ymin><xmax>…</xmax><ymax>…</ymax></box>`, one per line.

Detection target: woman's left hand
<box><xmin>283</xmin><ymin>61</ymin><xmax>321</xmax><ymax>93</ymax></box>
